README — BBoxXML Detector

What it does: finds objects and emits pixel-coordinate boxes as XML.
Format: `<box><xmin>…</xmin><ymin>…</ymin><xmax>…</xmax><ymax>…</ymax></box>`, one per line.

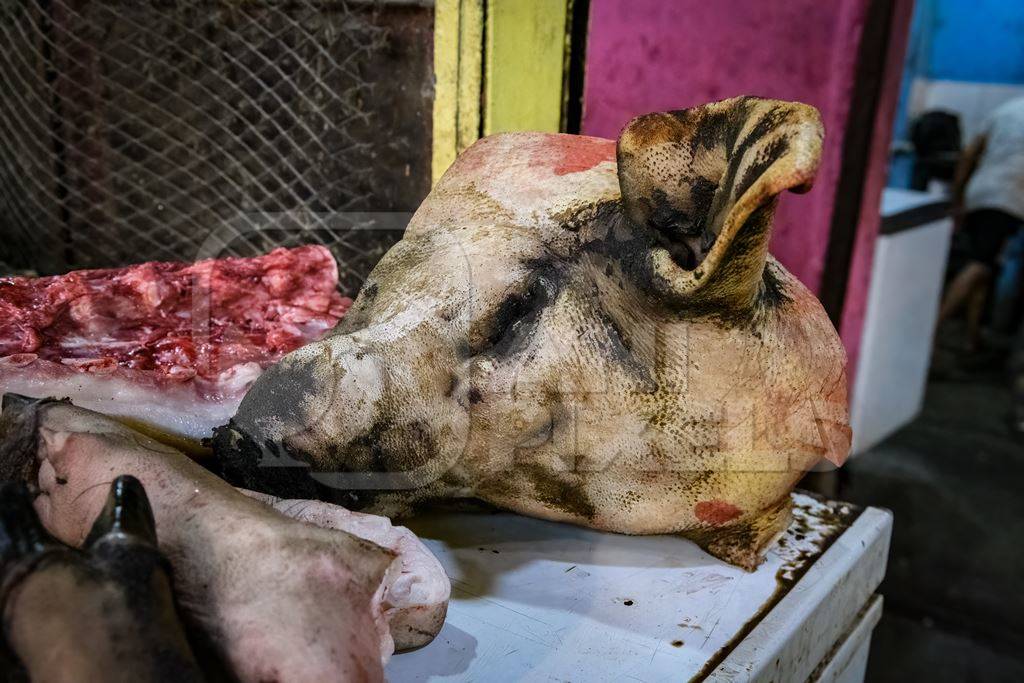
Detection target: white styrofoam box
<box><xmin>810</xmin><ymin>595</ymin><xmax>884</xmax><ymax>683</ymax></box>
<box><xmin>851</xmin><ymin>189</ymin><xmax>952</xmax><ymax>454</ymax></box>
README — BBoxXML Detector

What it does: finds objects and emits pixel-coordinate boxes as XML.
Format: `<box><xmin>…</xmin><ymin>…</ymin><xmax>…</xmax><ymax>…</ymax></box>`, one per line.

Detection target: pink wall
<box><xmin>839</xmin><ymin>0</ymin><xmax>915</xmax><ymax>374</ymax></box>
<box><xmin>581</xmin><ymin>0</ymin><xmax>909</xmax><ymax>368</ymax></box>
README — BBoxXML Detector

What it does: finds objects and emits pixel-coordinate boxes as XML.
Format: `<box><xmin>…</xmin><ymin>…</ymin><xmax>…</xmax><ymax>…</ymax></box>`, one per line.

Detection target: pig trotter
<box><xmin>24</xmin><ymin>400</ymin><xmax>428</xmax><ymax>682</ymax></box>
<box><xmin>0</xmin><ymin>480</ymin><xmax>66</xmax><ymax>683</ymax></box>
<box><xmin>0</xmin><ymin>481</ymin><xmax>59</xmax><ymax>570</ymax></box>
<box><xmin>242</xmin><ymin>489</ymin><xmax>452</xmax><ymax>651</ymax></box>
<box><xmin>1</xmin><ymin>478</ymin><xmax>204</xmax><ymax>682</ymax></box>
<box><xmin>0</xmin><ymin>395</ymin><xmax>50</xmax><ymax>485</ymax></box>
<box><xmin>84</xmin><ymin>474</ymin><xmax>159</xmax><ymax>548</ymax></box>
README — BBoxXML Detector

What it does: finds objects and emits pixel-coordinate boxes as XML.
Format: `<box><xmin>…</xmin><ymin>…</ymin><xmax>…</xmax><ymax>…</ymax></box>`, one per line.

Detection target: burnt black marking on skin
<box><xmin>652</xmin><ymin>226</ymin><xmax>699</xmax><ymax>270</ymax></box>
<box><xmin>677</xmin><ymin>96</ymin><xmax>761</xmax><ymax>159</ymax></box>
<box><xmin>0</xmin><ymin>394</ymin><xmax>53</xmax><ymax>484</ymax></box>
<box><xmin>213</xmin><ymin>420</ymin><xmax>398</xmax><ymax>513</ymax></box>
<box><xmin>578</xmin><ymin>192</ymin><xmax>791</xmax><ymax>333</ymax></box>
<box><xmin>713</xmin><ymin>106</ymin><xmax>797</xmax><ymax>216</ymax></box>
<box><xmin>334</xmin><ymin>280</ymin><xmax>379</xmax><ymax>334</ymax></box>
<box><xmin>522</xmin><ymin>463</ymin><xmax>596</xmax><ymax>520</ymax></box>
<box><xmin>598</xmin><ymin>309</ymin><xmax>632</xmax><ymax>356</ymax></box>
<box><xmin>646</xmin><ymin>188</ymin><xmax>699</xmax><ymax>239</ymax></box>
<box><xmin>580</xmin><ymin>200</ymin><xmax>660</xmax><ymax>294</ymax></box>
<box><xmin>556</xmin><ymin>197</ymin><xmax>621</xmax><ymax>234</ymax></box>
<box><xmin>688</xmin><ymin>175</ymin><xmax>718</xmax><ymax>232</ymax></box>
<box><xmin>342</xmin><ymin>417</ymin><xmax>439</xmax><ymax>477</ymax></box>
<box><xmin>590</xmin><ymin>309</ymin><xmax>656</xmax><ymax>390</ymax></box>
<box><xmin>211</xmin><ymin>424</ymin><xmax>319</xmax><ymax>500</ymax></box>
<box><xmin>668</xmin><ymin>203</ymin><xmax>780</xmax><ymax>328</ymax></box>
<box><xmin>580</xmin><ymin>199</ymin><xmax>770</xmax><ymax>328</ymax></box>
<box><xmin>388</xmin><ymin>420</ymin><xmax>438</xmax><ymax>472</ymax></box>
<box><xmin>736</xmin><ymin>137</ymin><xmax>790</xmax><ymax>199</ymax></box>
<box><xmin>455</xmin><ymin>340</ymin><xmax>473</xmax><ymax>360</ymax></box>
<box><xmin>641</xmin><ymin>176</ymin><xmax>722</xmax><ymax>272</ymax></box>
<box><xmin>474</xmin><ymin>258</ymin><xmax>565</xmax><ymax>360</ymax></box>
<box><xmin>759</xmin><ymin>263</ymin><xmax>791</xmax><ymax>309</ymax></box>
<box><xmin>683</xmin><ymin>109</ymin><xmax>730</xmax><ymax>155</ymax></box>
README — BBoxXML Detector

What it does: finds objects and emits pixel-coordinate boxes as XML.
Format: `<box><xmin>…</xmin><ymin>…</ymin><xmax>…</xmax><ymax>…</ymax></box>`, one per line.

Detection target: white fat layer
<box><xmin>0</xmin><ymin>363</ymin><xmax>259</xmax><ymax>440</ymax></box>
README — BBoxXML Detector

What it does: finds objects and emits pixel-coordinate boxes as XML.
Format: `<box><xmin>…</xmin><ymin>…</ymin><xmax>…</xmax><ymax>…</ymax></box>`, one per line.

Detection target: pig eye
<box><xmin>469</xmin><ymin>276</ymin><xmax>551</xmax><ymax>354</ymax></box>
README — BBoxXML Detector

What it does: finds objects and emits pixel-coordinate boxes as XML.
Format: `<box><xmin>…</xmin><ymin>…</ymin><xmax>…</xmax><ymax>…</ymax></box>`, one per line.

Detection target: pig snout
<box><xmin>214</xmin><ymin>338</ymin><xmax>381</xmax><ymax>498</ymax></box>
<box><xmin>215</xmin><ymin>334</ymin><xmax>469</xmax><ymax>507</ymax></box>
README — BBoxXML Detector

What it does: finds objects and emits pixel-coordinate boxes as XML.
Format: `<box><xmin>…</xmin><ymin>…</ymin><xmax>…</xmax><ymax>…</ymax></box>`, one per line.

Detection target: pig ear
<box><xmin>616</xmin><ymin>96</ymin><xmax>823</xmax><ymax>311</ymax></box>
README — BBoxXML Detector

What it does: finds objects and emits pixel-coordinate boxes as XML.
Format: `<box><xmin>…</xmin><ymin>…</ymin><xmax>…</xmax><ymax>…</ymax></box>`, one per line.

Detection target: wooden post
<box><xmin>431</xmin><ymin>0</ymin><xmax>484</xmax><ymax>184</ymax></box>
<box><xmin>484</xmin><ymin>0</ymin><xmax>571</xmax><ymax>135</ymax></box>
<box><xmin>432</xmin><ymin>0</ymin><xmax>574</xmax><ymax>183</ymax></box>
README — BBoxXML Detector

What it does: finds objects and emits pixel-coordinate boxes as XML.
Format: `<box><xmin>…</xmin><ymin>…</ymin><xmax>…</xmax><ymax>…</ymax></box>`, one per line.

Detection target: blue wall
<box><xmin>926</xmin><ymin>0</ymin><xmax>1024</xmax><ymax>84</ymax></box>
<box><xmin>889</xmin><ymin>0</ymin><xmax>1024</xmax><ymax>188</ymax></box>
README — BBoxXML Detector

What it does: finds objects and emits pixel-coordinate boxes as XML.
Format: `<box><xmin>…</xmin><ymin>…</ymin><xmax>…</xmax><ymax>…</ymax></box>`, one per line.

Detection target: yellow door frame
<box><xmin>432</xmin><ymin>0</ymin><xmax>574</xmax><ymax>184</ymax></box>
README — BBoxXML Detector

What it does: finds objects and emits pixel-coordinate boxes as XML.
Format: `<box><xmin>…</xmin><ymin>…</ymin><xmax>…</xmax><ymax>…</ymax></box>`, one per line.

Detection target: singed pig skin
<box><xmin>1</xmin><ymin>396</ymin><xmax>400</xmax><ymax>683</ymax></box>
<box><xmin>1</xmin><ymin>478</ymin><xmax>203</xmax><ymax>683</ymax></box>
<box><xmin>217</xmin><ymin>96</ymin><xmax>851</xmax><ymax>571</ymax></box>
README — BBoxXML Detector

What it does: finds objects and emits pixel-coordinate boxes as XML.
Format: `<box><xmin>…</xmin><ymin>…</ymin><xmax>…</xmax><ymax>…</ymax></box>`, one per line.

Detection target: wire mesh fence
<box><xmin>0</xmin><ymin>0</ymin><xmax>433</xmax><ymax>294</ymax></box>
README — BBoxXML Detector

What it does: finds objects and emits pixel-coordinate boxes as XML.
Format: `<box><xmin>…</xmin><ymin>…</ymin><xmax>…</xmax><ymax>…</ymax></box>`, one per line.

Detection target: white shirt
<box><xmin>965</xmin><ymin>97</ymin><xmax>1024</xmax><ymax>220</ymax></box>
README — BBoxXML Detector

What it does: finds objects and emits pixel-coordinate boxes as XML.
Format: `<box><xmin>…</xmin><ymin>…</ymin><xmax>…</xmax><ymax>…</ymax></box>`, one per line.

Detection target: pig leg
<box><xmin>1</xmin><ymin>478</ymin><xmax>203</xmax><ymax>683</ymax></box>
<box><xmin>3</xmin><ymin>396</ymin><xmax>398</xmax><ymax>683</ymax></box>
<box><xmin>242</xmin><ymin>491</ymin><xmax>450</xmax><ymax>650</ymax></box>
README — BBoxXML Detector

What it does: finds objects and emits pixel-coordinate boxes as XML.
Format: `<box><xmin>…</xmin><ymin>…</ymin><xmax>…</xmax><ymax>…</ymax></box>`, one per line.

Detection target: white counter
<box><xmin>387</xmin><ymin>493</ymin><xmax>892</xmax><ymax>682</ymax></box>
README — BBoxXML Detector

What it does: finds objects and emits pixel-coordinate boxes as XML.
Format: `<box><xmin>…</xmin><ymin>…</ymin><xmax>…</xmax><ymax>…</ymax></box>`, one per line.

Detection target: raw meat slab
<box><xmin>0</xmin><ymin>246</ymin><xmax>349</xmax><ymax>441</ymax></box>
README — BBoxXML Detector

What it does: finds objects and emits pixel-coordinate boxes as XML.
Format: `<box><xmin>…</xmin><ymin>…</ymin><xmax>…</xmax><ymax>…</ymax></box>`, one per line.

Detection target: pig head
<box><xmin>215</xmin><ymin>96</ymin><xmax>850</xmax><ymax>570</ymax></box>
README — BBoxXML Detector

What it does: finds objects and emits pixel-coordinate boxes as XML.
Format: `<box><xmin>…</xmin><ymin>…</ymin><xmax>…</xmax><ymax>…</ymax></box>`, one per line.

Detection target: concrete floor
<box><xmin>841</xmin><ymin>359</ymin><xmax>1024</xmax><ymax>681</ymax></box>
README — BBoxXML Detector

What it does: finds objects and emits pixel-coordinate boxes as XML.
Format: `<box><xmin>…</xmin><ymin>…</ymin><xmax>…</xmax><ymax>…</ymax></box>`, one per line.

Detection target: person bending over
<box><xmin>938</xmin><ymin>97</ymin><xmax>1024</xmax><ymax>352</ymax></box>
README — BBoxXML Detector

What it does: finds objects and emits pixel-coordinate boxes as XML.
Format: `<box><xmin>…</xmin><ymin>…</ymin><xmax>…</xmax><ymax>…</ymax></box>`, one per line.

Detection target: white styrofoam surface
<box><xmin>711</xmin><ymin>510</ymin><xmax>891</xmax><ymax>682</ymax></box>
<box><xmin>879</xmin><ymin>187</ymin><xmax>945</xmax><ymax>215</ymax></box>
<box><xmin>386</xmin><ymin>494</ymin><xmax>889</xmax><ymax>682</ymax></box>
<box><xmin>851</xmin><ymin>213</ymin><xmax>952</xmax><ymax>454</ymax></box>
<box><xmin>811</xmin><ymin>595</ymin><xmax>884</xmax><ymax>683</ymax></box>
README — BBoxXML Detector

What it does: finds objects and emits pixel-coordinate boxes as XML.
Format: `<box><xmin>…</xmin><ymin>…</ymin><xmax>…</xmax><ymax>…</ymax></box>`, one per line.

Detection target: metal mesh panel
<box><xmin>0</xmin><ymin>0</ymin><xmax>433</xmax><ymax>294</ymax></box>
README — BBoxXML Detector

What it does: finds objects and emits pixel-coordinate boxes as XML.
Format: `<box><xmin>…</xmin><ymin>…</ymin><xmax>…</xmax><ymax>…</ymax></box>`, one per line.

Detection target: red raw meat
<box><xmin>0</xmin><ymin>246</ymin><xmax>350</xmax><ymax>441</ymax></box>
